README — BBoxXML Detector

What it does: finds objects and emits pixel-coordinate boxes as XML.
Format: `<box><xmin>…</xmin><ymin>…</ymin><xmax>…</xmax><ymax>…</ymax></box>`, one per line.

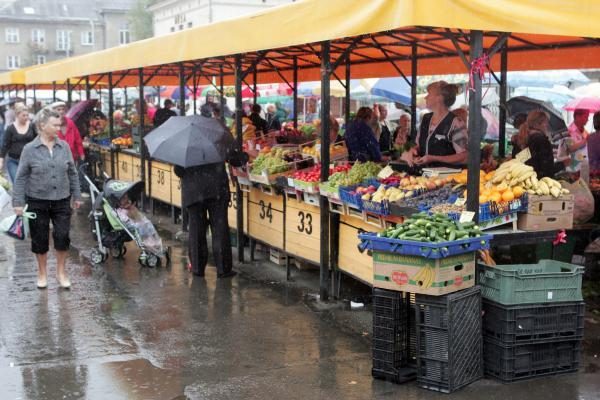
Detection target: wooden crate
<box><xmin>517</xmin><ymin>213</ymin><xmax>573</xmax><ymax>231</ymax></box>
<box><xmin>285</xmin><ymin>200</ymin><xmax>321</xmax><ymax>264</ymax></box>
<box><xmin>248</xmin><ymin>188</ymin><xmax>284</xmax><ymax>249</ymax></box>
<box><xmin>227</xmin><ymin>182</ymin><xmax>248</xmax><ymax>233</ymax></box>
<box><xmin>338</xmin><ymin>215</ymin><xmax>375</xmax><ymax>285</ymax></box>
<box><xmin>525</xmin><ymin>194</ymin><xmax>574</xmax><ymax>216</ymax></box>
<box><xmin>149</xmin><ymin>160</ymin><xmax>172</xmax><ymax>204</ymax></box>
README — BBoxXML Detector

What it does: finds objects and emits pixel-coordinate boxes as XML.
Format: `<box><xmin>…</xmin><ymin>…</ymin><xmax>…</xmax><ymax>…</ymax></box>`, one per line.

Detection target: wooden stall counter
<box><xmin>338</xmin><ymin>215</ymin><xmax>375</xmax><ymax>285</ymax></box>
<box><xmin>285</xmin><ymin>194</ymin><xmax>321</xmax><ymax>264</ymax></box>
<box><xmin>248</xmin><ymin>187</ymin><xmax>284</xmax><ymax>250</ymax></box>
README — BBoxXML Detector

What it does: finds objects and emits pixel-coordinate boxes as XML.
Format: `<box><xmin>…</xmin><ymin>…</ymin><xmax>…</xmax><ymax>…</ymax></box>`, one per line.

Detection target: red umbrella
<box><xmin>563</xmin><ymin>97</ymin><xmax>600</xmax><ymax>112</ymax></box>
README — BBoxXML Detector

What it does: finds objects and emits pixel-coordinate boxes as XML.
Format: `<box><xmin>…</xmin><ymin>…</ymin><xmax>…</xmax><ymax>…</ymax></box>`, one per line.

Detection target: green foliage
<box><xmin>128</xmin><ymin>0</ymin><xmax>154</xmax><ymax>41</ymax></box>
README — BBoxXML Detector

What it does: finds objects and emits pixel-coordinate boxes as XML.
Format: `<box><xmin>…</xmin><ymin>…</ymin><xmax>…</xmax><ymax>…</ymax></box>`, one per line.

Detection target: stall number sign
<box><xmin>297</xmin><ymin>211</ymin><xmax>313</xmax><ymax>235</ymax></box>
<box><xmin>228</xmin><ymin>192</ymin><xmax>238</xmax><ymax>209</ymax></box>
<box><xmin>259</xmin><ymin>200</ymin><xmax>273</xmax><ymax>223</ymax></box>
<box><xmin>156</xmin><ymin>170</ymin><xmax>167</xmax><ymax>185</ymax></box>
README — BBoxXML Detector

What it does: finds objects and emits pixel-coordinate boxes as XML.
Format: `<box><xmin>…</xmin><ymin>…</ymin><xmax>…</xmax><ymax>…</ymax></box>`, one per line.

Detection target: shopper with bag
<box><xmin>12</xmin><ymin>108</ymin><xmax>83</xmax><ymax>289</ymax></box>
<box><xmin>0</xmin><ymin>104</ymin><xmax>36</xmax><ymax>184</ymax></box>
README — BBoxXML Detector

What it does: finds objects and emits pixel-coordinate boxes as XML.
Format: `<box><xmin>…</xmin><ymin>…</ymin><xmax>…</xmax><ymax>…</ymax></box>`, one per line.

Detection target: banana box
<box><xmin>524</xmin><ymin>194</ymin><xmax>574</xmax><ymax>217</ymax></box>
<box><xmin>372</xmin><ymin>251</ymin><xmax>475</xmax><ymax>295</ymax></box>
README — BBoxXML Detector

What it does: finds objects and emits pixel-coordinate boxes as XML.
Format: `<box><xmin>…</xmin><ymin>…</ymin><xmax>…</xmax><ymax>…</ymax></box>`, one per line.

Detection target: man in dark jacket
<box><xmin>154</xmin><ymin>99</ymin><xmax>177</xmax><ymax>127</ymax></box>
<box><xmin>174</xmin><ymin>134</ymin><xmax>248</xmax><ymax>278</ymax></box>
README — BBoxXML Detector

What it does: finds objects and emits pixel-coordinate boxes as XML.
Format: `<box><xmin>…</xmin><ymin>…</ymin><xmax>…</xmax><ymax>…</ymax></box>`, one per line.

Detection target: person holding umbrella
<box><xmin>144</xmin><ymin>115</ymin><xmax>248</xmax><ymax>278</ymax></box>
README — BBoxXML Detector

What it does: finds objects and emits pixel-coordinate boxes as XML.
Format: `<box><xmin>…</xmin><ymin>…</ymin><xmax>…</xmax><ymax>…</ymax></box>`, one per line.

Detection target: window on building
<box><xmin>170</xmin><ymin>27</ymin><xmax>175</xmax><ymax>32</ymax></box>
<box><xmin>56</xmin><ymin>30</ymin><xmax>72</xmax><ymax>51</ymax></box>
<box><xmin>31</xmin><ymin>29</ymin><xmax>45</xmax><ymax>44</ymax></box>
<box><xmin>179</xmin><ymin>24</ymin><xmax>183</xmax><ymax>30</ymax></box>
<box><xmin>36</xmin><ymin>55</ymin><xmax>46</xmax><ymax>65</ymax></box>
<box><xmin>5</xmin><ymin>28</ymin><xmax>19</xmax><ymax>43</ymax></box>
<box><xmin>6</xmin><ymin>55</ymin><xmax>20</xmax><ymax>69</ymax></box>
<box><xmin>81</xmin><ymin>31</ymin><xmax>94</xmax><ymax>46</ymax></box>
<box><xmin>187</xmin><ymin>22</ymin><xmax>192</xmax><ymax>28</ymax></box>
<box><xmin>119</xmin><ymin>29</ymin><xmax>130</xmax><ymax>45</ymax></box>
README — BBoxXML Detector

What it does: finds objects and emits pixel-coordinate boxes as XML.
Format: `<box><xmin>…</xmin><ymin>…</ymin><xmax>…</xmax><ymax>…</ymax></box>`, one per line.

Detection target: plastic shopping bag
<box><xmin>0</xmin><ymin>205</ymin><xmax>37</xmax><ymax>240</ymax></box>
<box><xmin>0</xmin><ymin>186</ymin><xmax>11</xmax><ymax>210</ymax></box>
<box><xmin>559</xmin><ymin>179</ymin><xmax>595</xmax><ymax>224</ymax></box>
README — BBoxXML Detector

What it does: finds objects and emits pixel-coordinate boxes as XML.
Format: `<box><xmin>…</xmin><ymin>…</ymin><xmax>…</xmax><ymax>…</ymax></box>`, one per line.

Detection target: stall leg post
<box><xmin>234</xmin><ymin>54</ymin><xmax>245</xmax><ymax>263</ymax></box>
<box><xmin>466</xmin><ymin>31</ymin><xmax>483</xmax><ymax>221</ymax></box>
<box><xmin>286</xmin><ymin>254</ymin><xmax>292</xmax><ymax>281</ymax></box>
<box><xmin>319</xmin><ymin>41</ymin><xmax>332</xmax><ymax>302</ymax></box>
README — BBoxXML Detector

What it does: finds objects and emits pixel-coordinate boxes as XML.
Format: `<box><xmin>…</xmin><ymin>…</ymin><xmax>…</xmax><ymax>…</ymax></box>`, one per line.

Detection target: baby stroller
<box><xmin>81</xmin><ymin>169</ymin><xmax>170</xmax><ymax>268</ymax></box>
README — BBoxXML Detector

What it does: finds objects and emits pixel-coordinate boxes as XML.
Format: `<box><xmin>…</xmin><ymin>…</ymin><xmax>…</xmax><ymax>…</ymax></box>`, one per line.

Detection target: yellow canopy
<box><xmin>26</xmin><ymin>0</ymin><xmax>600</xmax><ymax>85</ymax></box>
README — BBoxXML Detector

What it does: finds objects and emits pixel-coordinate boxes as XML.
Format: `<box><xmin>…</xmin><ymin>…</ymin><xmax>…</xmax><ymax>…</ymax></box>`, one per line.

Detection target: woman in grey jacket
<box><xmin>13</xmin><ymin>108</ymin><xmax>82</xmax><ymax>289</ymax></box>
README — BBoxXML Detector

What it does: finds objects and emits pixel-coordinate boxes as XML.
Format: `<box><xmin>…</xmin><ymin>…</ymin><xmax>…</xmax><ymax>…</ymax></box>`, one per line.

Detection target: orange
<box><xmin>512</xmin><ymin>186</ymin><xmax>524</xmax><ymax>198</ymax></box>
<box><xmin>479</xmin><ymin>194</ymin><xmax>489</xmax><ymax>204</ymax></box>
<box><xmin>485</xmin><ymin>172</ymin><xmax>494</xmax><ymax>182</ymax></box>
<box><xmin>502</xmin><ymin>190</ymin><xmax>515</xmax><ymax>202</ymax></box>
<box><xmin>482</xmin><ymin>188</ymin><xmax>492</xmax><ymax>197</ymax></box>
<box><xmin>489</xmin><ymin>192</ymin><xmax>502</xmax><ymax>203</ymax></box>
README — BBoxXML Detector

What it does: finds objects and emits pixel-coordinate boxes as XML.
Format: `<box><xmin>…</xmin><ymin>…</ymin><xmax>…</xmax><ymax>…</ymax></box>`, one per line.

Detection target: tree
<box><xmin>128</xmin><ymin>0</ymin><xmax>153</xmax><ymax>41</ymax></box>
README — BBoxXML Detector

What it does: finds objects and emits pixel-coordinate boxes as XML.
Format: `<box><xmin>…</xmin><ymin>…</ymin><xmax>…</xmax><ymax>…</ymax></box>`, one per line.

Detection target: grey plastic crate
<box><xmin>415</xmin><ymin>286</ymin><xmax>483</xmax><ymax>393</ymax></box>
<box><xmin>484</xmin><ymin>338</ymin><xmax>581</xmax><ymax>382</ymax></box>
<box><xmin>371</xmin><ymin>288</ymin><xmax>416</xmax><ymax>383</ymax></box>
<box><xmin>482</xmin><ymin>299</ymin><xmax>585</xmax><ymax>344</ymax></box>
<box><xmin>478</xmin><ymin>260</ymin><xmax>583</xmax><ymax>305</ymax></box>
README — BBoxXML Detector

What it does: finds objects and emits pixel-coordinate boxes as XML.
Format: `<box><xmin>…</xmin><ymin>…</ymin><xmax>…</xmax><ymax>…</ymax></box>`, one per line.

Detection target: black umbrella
<box><xmin>143</xmin><ymin>115</ymin><xmax>234</xmax><ymax>167</ymax></box>
<box><xmin>506</xmin><ymin>96</ymin><xmax>567</xmax><ymax>134</ymax></box>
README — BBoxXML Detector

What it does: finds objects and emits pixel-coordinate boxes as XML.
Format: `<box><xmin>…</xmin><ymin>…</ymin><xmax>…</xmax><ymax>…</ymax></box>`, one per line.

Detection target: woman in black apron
<box><xmin>401</xmin><ymin>81</ymin><xmax>468</xmax><ymax>167</ymax></box>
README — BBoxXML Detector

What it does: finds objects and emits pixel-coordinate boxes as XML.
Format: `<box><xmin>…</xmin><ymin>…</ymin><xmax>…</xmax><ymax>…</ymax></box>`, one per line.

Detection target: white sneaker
<box><xmin>81</xmin><ymin>192</ymin><xmax>90</xmax><ymax>198</ymax></box>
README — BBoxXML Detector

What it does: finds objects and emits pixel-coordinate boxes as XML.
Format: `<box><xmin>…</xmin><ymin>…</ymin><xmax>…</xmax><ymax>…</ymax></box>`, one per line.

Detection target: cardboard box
<box><xmin>525</xmin><ymin>195</ymin><xmax>574</xmax><ymax>216</ymax></box>
<box><xmin>517</xmin><ymin>212</ymin><xmax>573</xmax><ymax>231</ymax></box>
<box><xmin>373</xmin><ymin>251</ymin><xmax>475</xmax><ymax>295</ymax></box>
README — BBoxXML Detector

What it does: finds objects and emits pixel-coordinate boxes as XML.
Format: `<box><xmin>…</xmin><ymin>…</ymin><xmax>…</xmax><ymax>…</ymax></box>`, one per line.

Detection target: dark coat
<box><xmin>174</xmin><ymin>147</ymin><xmax>248</xmax><ymax>208</ymax></box>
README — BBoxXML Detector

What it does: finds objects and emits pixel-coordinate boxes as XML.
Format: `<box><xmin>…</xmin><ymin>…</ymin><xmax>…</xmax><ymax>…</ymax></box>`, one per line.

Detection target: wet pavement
<box><xmin>0</xmin><ymin>205</ymin><xmax>599</xmax><ymax>399</ymax></box>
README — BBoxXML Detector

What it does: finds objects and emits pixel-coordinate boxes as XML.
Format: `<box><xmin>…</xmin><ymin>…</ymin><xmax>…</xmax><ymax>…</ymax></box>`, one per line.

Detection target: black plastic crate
<box><xmin>415</xmin><ymin>286</ymin><xmax>483</xmax><ymax>393</ymax></box>
<box><xmin>483</xmin><ymin>299</ymin><xmax>585</xmax><ymax>344</ymax></box>
<box><xmin>371</xmin><ymin>288</ymin><xmax>416</xmax><ymax>383</ymax></box>
<box><xmin>484</xmin><ymin>338</ymin><xmax>581</xmax><ymax>382</ymax></box>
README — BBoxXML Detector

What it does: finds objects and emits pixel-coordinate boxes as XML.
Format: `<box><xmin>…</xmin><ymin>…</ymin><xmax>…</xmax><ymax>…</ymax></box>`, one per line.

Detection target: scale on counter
<box><xmin>421</xmin><ymin>167</ymin><xmax>462</xmax><ymax>178</ymax></box>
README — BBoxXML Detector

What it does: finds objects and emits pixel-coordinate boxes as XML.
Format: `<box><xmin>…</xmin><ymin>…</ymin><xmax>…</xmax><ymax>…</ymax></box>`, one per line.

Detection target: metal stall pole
<box><xmin>345</xmin><ymin>58</ymin><xmax>351</xmax><ymax>128</ymax></box>
<box><xmin>253</xmin><ymin>68</ymin><xmax>258</xmax><ymax>104</ymax></box>
<box><xmin>124</xmin><ymin>86</ymin><xmax>128</xmax><ymax>118</ymax></box>
<box><xmin>193</xmin><ymin>67</ymin><xmax>198</xmax><ymax>115</ymax></box>
<box><xmin>411</xmin><ymin>44</ymin><xmax>418</xmax><ymax>141</ymax></box>
<box><xmin>52</xmin><ymin>81</ymin><xmax>57</xmax><ymax>102</ymax></box>
<box><xmin>108</xmin><ymin>72</ymin><xmax>116</xmax><ymax>178</ymax></box>
<box><xmin>66</xmin><ymin>79</ymin><xmax>72</xmax><ymax>108</ymax></box>
<box><xmin>85</xmin><ymin>76</ymin><xmax>91</xmax><ymax>100</ymax></box>
<box><xmin>22</xmin><ymin>84</ymin><xmax>27</xmax><ymax>105</ymax></box>
<box><xmin>499</xmin><ymin>44</ymin><xmax>508</xmax><ymax>158</ymax></box>
<box><xmin>466</xmin><ymin>31</ymin><xmax>483</xmax><ymax>221</ymax></box>
<box><xmin>293</xmin><ymin>56</ymin><xmax>298</xmax><ymax>129</ymax></box>
<box><xmin>32</xmin><ymin>85</ymin><xmax>37</xmax><ymax>112</ymax></box>
<box><xmin>319</xmin><ymin>41</ymin><xmax>331</xmax><ymax>301</ymax></box>
<box><xmin>178</xmin><ymin>62</ymin><xmax>188</xmax><ymax>227</ymax></box>
<box><xmin>234</xmin><ymin>54</ymin><xmax>245</xmax><ymax>263</ymax></box>
<box><xmin>138</xmin><ymin>68</ymin><xmax>148</xmax><ymax>210</ymax></box>
<box><xmin>220</xmin><ymin>65</ymin><xmax>225</xmax><ymax>123</ymax></box>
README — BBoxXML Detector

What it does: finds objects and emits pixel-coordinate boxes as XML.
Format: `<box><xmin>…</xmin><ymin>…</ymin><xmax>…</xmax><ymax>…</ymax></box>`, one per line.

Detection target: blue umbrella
<box><xmin>370</xmin><ymin>77</ymin><xmax>412</xmax><ymax>105</ymax></box>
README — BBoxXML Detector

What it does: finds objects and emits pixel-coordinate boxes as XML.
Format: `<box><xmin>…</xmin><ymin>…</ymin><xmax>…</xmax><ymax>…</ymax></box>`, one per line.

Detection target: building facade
<box><xmin>149</xmin><ymin>0</ymin><xmax>295</xmax><ymax>37</ymax></box>
<box><xmin>0</xmin><ymin>0</ymin><xmax>137</xmax><ymax>72</ymax></box>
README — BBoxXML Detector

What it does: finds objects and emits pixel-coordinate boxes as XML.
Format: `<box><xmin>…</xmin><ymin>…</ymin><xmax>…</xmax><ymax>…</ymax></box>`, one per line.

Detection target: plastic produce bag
<box><xmin>0</xmin><ymin>205</ymin><xmax>36</xmax><ymax>240</ymax></box>
<box><xmin>560</xmin><ymin>179</ymin><xmax>594</xmax><ymax>224</ymax></box>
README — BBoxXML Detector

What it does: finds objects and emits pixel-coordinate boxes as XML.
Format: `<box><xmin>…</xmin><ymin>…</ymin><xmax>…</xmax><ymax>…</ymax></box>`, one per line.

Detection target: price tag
<box><xmin>454</xmin><ymin>197</ymin><xmax>467</xmax><ymax>206</ymax></box>
<box><xmin>315</xmin><ymin>144</ymin><xmax>321</xmax><ymax>153</ymax></box>
<box><xmin>515</xmin><ymin>148</ymin><xmax>531</xmax><ymax>163</ymax></box>
<box><xmin>287</xmin><ymin>178</ymin><xmax>295</xmax><ymax>187</ymax></box>
<box><xmin>377</xmin><ymin>165</ymin><xmax>394</xmax><ymax>179</ymax></box>
<box><xmin>256</xmin><ymin>144</ymin><xmax>261</xmax><ymax>151</ymax></box>
<box><xmin>459</xmin><ymin>211</ymin><xmax>475</xmax><ymax>223</ymax></box>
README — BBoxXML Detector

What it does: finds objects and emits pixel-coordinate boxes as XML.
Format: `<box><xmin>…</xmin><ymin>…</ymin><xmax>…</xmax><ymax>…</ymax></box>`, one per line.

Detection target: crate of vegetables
<box><xmin>292</xmin><ymin>165</ymin><xmax>321</xmax><ymax>194</ymax></box>
<box><xmin>358</xmin><ymin>213</ymin><xmax>492</xmax><ymax>259</ymax></box>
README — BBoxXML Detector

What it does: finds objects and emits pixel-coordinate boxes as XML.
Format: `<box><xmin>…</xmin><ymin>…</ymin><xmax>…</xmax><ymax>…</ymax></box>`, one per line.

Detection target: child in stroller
<box><xmin>88</xmin><ymin>178</ymin><xmax>170</xmax><ymax>268</ymax></box>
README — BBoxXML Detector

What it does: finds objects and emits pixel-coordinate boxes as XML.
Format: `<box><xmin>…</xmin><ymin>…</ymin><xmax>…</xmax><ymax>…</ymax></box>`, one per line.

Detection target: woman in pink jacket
<box><xmin>50</xmin><ymin>102</ymin><xmax>85</xmax><ymax>162</ymax></box>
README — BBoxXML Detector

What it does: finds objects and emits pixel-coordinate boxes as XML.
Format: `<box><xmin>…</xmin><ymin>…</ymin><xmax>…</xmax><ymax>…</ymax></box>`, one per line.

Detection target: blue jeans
<box><xmin>6</xmin><ymin>157</ymin><xmax>18</xmax><ymax>184</ymax></box>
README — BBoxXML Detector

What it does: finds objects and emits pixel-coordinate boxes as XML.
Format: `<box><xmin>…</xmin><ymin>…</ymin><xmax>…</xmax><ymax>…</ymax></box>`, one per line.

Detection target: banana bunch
<box><xmin>412</xmin><ymin>265</ymin><xmax>434</xmax><ymax>289</ymax></box>
<box><xmin>490</xmin><ymin>160</ymin><xmax>569</xmax><ymax>198</ymax></box>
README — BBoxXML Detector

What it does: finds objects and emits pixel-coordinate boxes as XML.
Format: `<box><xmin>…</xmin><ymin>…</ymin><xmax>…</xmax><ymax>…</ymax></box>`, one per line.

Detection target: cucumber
<box><xmin>448</xmin><ymin>230</ymin><xmax>456</xmax><ymax>241</ymax></box>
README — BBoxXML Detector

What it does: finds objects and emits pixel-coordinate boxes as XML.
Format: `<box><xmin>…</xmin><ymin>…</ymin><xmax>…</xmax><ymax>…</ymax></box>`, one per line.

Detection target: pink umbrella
<box><xmin>563</xmin><ymin>97</ymin><xmax>600</xmax><ymax>112</ymax></box>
